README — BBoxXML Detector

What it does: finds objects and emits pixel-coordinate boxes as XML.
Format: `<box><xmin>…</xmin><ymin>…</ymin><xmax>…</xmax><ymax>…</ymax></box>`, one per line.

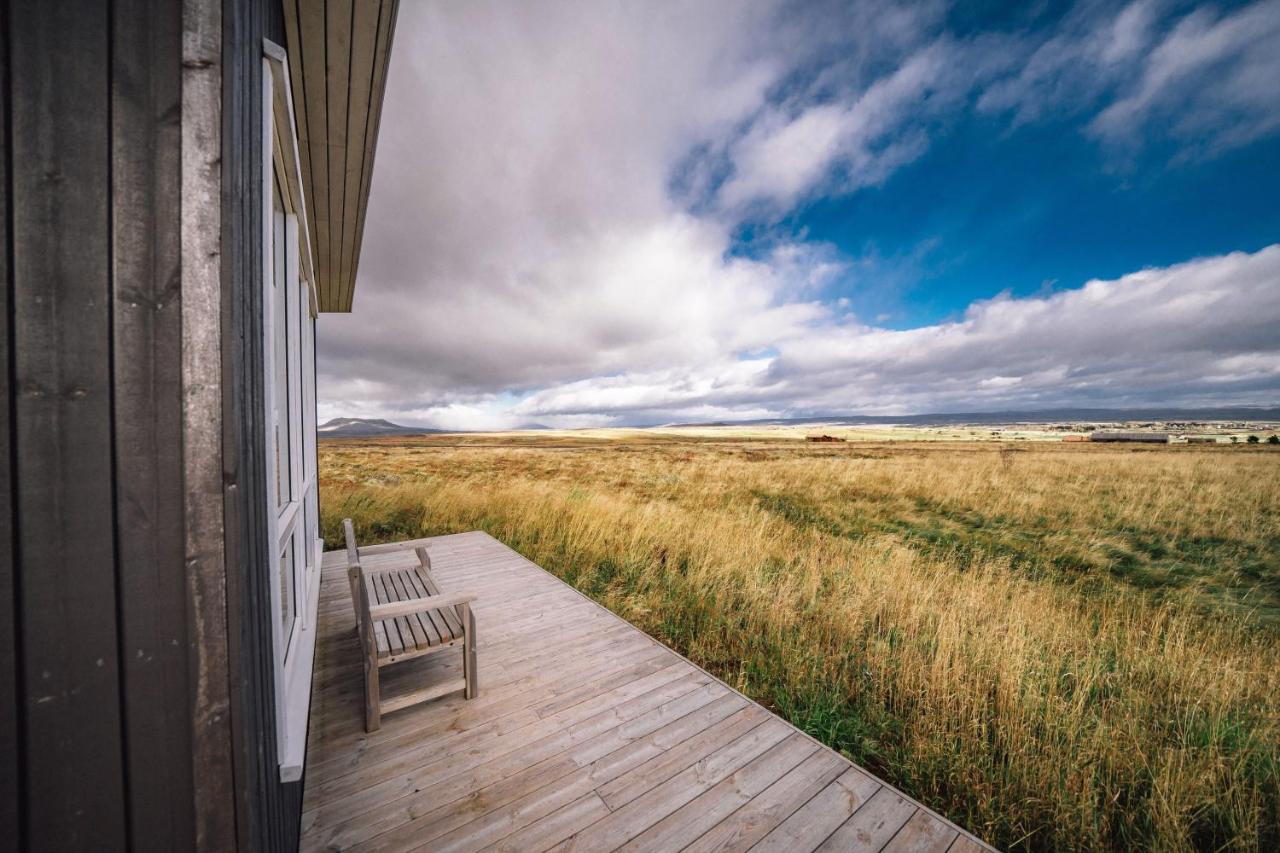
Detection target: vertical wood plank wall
<box><xmin>184</xmin><ymin>0</ymin><xmax>238</xmax><ymax>847</ymax></box>
<box><xmin>0</xmin><ymin>0</ymin><xmax>17</xmax><ymax>844</ymax></box>
<box><xmin>1</xmin><ymin>0</ymin><xmax>299</xmax><ymax>849</ymax></box>
<box><xmin>117</xmin><ymin>0</ymin><xmax>199</xmax><ymax>847</ymax></box>
<box><xmin>8</xmin><ymin>1</ymin><xmax>130</xmax><ymax>847</ymax></box>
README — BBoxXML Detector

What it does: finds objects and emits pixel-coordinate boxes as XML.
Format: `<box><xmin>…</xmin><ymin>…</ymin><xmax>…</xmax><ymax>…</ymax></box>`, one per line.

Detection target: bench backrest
<box><xmin>341</xmin><ymin>519</ymin><xmax>436</xmax><ymax>625</ymax></box>
<box><xmin>342</xmin><ymin>519</ymin><xmax>366</xmax><ymax>625</ymax></box>
<box><xmin>342</xmin><ymin>520</ymin><xmax>384</xmax><ymax>671</ymax></box>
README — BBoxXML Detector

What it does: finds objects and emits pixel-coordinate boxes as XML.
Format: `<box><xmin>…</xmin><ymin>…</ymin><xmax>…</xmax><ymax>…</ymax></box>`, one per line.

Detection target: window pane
<box><xmin>303</xmin><ymin>314</ymin><xmax>316</xmax><ymax>480</ymax></box>
<box><xmin>293</xmin><ymin>245</ymin><xmax>307</xmax><ymax>485</ymax></box>
<box><xmin>279</xmin><ymin>535</ymin><xmax>297</xmax><ymax>648</ymax></box>
<box><xmin>272</xmin><ymin>180</ymin><xmax>292</xmax><ymax>507</ymax></box>
<box><xmin>305</xmin><ymin>489</ymin><xmax>318</xmax><ymax>570</ymax></box>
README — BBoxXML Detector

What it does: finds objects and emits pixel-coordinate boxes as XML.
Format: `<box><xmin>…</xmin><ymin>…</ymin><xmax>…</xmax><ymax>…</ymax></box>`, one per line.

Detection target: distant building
<box><xmin>1062</xmin><ymin>434</ymin><xmax>1088</xmax><ymax>442</ymax></box>
<box><xmin>1089</xmin><ymin>432</ymin><xmax>1170</xmax><ymax>443</ymax></box>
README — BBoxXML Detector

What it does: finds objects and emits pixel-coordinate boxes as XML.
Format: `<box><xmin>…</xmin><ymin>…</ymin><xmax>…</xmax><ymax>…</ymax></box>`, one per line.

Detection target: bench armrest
<box><xmin>369</xmin><ymin>591</ymin><xmax>477</xmax><ymax>622</ymax></box>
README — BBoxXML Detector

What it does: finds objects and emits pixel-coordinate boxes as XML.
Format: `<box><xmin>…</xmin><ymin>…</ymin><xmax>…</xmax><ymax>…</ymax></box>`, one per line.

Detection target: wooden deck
<box><xmin>300</xmin><ymin>531</ymin><xmax>993</xmax><ymax>852</ymax></box>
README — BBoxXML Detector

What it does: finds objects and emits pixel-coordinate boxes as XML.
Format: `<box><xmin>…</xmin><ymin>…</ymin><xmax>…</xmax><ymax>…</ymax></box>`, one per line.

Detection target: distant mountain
<box><xmin>662</xmin><ymin>406</ymin><xmax>1280</xmax><ymax>429</ymax></box>
<box><xmin>317</xmin><ymin>417</ymin><xmax>445</xmax><ymax>437</ymax></box>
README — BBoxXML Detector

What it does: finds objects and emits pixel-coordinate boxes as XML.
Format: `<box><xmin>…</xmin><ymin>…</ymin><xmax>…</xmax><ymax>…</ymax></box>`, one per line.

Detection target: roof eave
<box><xmin>281</xmin><ymin>0</ymin><xmax>400</xmax><ymax>313</ymax></box>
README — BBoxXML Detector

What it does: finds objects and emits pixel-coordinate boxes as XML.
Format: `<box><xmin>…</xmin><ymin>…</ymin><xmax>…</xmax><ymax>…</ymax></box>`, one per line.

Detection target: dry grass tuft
<box><xmin>321</xmin><ymin>436</ymin><xmax>1280</xmax><ymax>850</ymax></box>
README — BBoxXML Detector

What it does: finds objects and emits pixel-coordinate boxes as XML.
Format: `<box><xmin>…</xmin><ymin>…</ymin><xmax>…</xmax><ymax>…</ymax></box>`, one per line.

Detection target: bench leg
<box><xmin>364</xmin><ymin>658</ymin><xmax>381</xmax><ymax>732</ymax></box>
<box><xmin>461</xmin><ymin>603</ymin><xmax>478</xmax><ymax>699</ymax></box>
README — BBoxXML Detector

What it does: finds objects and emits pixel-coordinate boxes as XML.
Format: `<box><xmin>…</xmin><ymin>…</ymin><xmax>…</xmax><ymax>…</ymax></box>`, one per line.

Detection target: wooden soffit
<box><xmin>282</xmin><ymin>0</ymin><xmax>400</xmax><ymax>313</ymax></box>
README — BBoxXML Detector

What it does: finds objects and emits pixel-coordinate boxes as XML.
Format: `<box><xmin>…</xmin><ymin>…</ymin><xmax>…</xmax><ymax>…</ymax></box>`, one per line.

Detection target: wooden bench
<box><xmin>342</xmin><ymin>519</ymin><xmax>478</xmax><ymax>731</ymax></box>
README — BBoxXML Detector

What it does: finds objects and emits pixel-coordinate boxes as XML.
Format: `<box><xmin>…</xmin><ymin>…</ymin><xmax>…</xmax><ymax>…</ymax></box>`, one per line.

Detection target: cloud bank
<box><xmin>319</xmin><ymin>0</ymin><xmax>1280</xmax><ymax>430</ymax></box>
<box><xmin>513</xmin><ymin>246</ymin><xmax>1280</xmax><ymax>423</ymax></box>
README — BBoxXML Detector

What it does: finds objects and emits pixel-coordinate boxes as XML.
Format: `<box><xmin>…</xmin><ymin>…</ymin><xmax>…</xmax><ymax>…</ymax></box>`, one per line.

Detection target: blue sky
<box><xmin>320</xmin><ymin>0</ymin><xmax>1280</xmax><ymax>429</ymax></box>
<box><xmin>781</xmin><ymin>122</ymin><xmax>1280</xmax><ymax>328</ymax></box>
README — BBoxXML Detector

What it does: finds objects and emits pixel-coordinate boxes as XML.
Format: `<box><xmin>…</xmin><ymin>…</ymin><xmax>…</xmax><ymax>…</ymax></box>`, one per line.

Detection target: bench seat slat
<box><xmin>401</xmin><ymin>567</ymin><xmax>441</xmax><ymax>639</ymax></box>
<box><xmin>389</xmin><ymin>575</ymin><xmax>415</xmax><ymax>655</ymax></box>
<box><xmin>389</xmin><ymin>570</ymin><xmax>434</xmax><ymax>648</ymax></box>
<box><xmin>406</xmin><ymin>569</ymin><xmax>450</xmax><ymax>645</ymax></box>
<box><xmin>419</xmin><ymin>570</ymin><xmax>464</xmax><ymax>637</ymax></box>
<box><xmin>366</xmin><ymin>572</ymin><xmax>391</xmax><ymax>658</ymax></box>
<box><xmin>371</xmin><ymin>573</ymin><xmax>405</xmax><ymax>656</ymax></box>
<box><xmin>413</xmin><ymin>566</ymin><xmax>463</xmax><ymax>642</ymax></box>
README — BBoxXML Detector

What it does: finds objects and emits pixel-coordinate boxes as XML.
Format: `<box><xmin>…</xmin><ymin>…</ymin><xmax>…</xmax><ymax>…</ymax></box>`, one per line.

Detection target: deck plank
<box><xmin>300</xmin><ymin>532</ymin><xmax>993</xmax><ymax>852</ymax></box>
<box><xmin>614</xmin><ymin>734</ymin><xmax>820</xmax><ymax>852</ymax></box>
<box><xmin>816</xmin><ymin>787</ymin><xmax>918</xmax><ymax>851</ymax></box>
<box><xmin>559</xmin><ymin>718</ymin><xmax>796</xmax><ymax>850</ymax></box>
<box><xmin>752</xmin><ymin>766</ymin><xmax>882</xmax><ymax>852</ymax></box>
<box><xmin>682</xmin><ymin>748</ymin><xmax>849</xmax><ymax>853</ymax></box>
<box><xmin>883</xmin><ymin>810</ymin><xmax>961</xmax><ymax>852</ymax></box>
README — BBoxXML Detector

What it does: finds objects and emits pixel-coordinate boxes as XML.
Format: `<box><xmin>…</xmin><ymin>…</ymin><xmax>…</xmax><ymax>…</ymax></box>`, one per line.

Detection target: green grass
<box><xmin>752</xmin><ymin>486</ymin><xmax>1280</xmax><ymax>624</ymax></box>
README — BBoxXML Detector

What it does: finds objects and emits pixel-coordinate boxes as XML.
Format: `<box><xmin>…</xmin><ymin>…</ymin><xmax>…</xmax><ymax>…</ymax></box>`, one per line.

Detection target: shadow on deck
<box><xmin>300</xmin><ymin>531</ymin><xmax>993</xmax><ymax>852</ymax></box>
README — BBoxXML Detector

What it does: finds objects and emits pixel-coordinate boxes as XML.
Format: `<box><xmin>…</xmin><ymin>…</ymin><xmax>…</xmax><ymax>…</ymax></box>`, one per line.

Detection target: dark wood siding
<box><xmin>2</xmin><ymin>0</ymin><xmax>299</xmax><ymax>849</ymax></box>
<box><xmin>9</xmin><ymin>1</ymin><xmax>129</xmax><ymax>847</ymax></box>
<box><xmin>222</xmin><ymin>1</ymin><xmax>304</xmax><ymax>851</ymax></box>
<box><xmin>113</xmin><ymin>0</ymin><xmax>195</xmax><ymax>846</ymax></box>
<box><xmin>0</xmin><ymin>0</ymin><xmax>18</xmax><ymax>845</ymax></box>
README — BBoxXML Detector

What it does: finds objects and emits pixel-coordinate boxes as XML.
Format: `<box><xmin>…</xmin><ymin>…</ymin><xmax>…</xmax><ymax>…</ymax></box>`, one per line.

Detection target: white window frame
<box><xmin>262</xmin><ymin>39</ymin><xmax>322</xmax><ymax>783</ymax></box>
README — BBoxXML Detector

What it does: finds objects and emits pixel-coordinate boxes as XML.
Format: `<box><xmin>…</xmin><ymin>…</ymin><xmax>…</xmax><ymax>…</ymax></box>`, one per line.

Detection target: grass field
<box><xmin>320</xmin><ymin>431</ymin><xmax>1280</xmax><ymax>851</ymax></box>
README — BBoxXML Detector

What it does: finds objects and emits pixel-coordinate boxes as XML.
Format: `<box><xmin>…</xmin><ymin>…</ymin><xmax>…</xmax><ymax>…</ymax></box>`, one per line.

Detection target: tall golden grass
<box><xmin>321</xmin><ymin>437</ymin><xmax>1280</xmax><ymax>850</ymax></box>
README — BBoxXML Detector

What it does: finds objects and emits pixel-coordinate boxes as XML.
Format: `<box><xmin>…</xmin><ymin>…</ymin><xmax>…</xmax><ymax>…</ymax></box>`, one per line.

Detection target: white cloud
<box><xmin>515</xmin><ymin>246</ymin><xmax>1280</xmax><ymax>419</ymax></box>
<box><xmin>973</xmin><ymin>0</ymin><xmax>1280</xmax><ymax>158</ymax></box>
<box><xmin>977</xmin><ymin>1</ymin><xmax>1159</xmax><ymax>125</ymax></box>
<box><xmin>319</xmin><ymin>1</ymin><xmax>790</xmax><ymax>392</ymax></box>
<box><xmin>1090</xmin><ymin>0</ymin><xmax>1280</xmax><ymax>155</ymax></box>
<box><xmin>717</xmin><ymin>38</ymin><xmax>985</xmax><ymax>212</ymax></box>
